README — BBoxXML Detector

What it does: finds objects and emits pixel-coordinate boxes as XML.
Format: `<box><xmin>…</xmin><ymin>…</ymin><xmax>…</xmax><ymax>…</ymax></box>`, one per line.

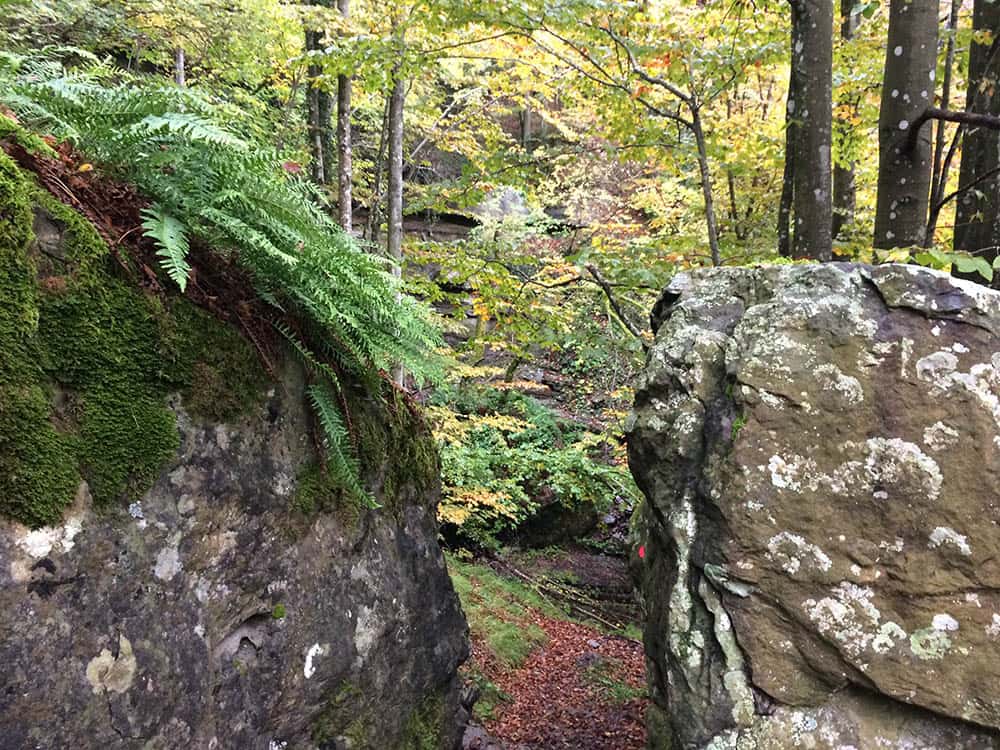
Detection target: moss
<box><xmin>294</xmin><ymin>385</ymin><xmax>439</xmax><ymax>521</ymax></box>
<box><xmin>0</xmin><ymin>113</ymin><xmax>58</xmax><ymax>158</ymax></box>
<box><xmin>399</xmin><ymin>691</ymin><xmax>445</xmax><ymax>750</ymax></box>
<box><xmin>271</xmin><ymin>603</ymin><xmax>286</xmax><ymax>620</ymax></box>
<box><xmin>311</xmin><ymin>682</ymin><xmax>372</xmax><ymax>746</ymax></box>
<box><xmin>0</xmin><ymin>152</ymin><xmax>81</xmax><ymax>526</ymax></box>
<box><xmin>158</xmin><ymin>300</ymin><xmax>267</xmax><ymax>423</ymax></box>
<box><xmin>0</xmin><ymin>152</ymin><xmax>269</xmax><ymax>526</ymax></box>
<box><xmin>292</xmin><ymin>460</ymin><xmax>362</xmax><ymax>528</ymax></box>
<box><xmin>312</xmin><ymin>679</ymin><xmax>449</xmax><ymax>748</ymax></box>
<box><xmin>351</xmin><ymin>387</ymin><xmax>439</xmax><ymax>513</ymax></box>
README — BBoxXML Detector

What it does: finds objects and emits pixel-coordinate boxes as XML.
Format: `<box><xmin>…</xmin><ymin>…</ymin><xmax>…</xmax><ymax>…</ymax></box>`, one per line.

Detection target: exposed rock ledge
<box><xmin>627</xmin><ymin>263</ymin><xmax>1000</xmax><ymax>749</ymax></box>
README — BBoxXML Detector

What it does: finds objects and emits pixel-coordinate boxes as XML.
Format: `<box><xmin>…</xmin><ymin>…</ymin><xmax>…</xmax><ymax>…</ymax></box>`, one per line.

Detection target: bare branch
<box><xmin>585</xmin><ymin>264</ymin><xmax>649</xmax><ymax>352</ymax></box>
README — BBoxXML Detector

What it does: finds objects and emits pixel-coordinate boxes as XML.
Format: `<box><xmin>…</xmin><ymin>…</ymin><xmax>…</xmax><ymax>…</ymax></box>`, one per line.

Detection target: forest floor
<box><xmin>451</xmin><ymin>549</ymin><xmax>648</xmax><ymax>750</ymax></box>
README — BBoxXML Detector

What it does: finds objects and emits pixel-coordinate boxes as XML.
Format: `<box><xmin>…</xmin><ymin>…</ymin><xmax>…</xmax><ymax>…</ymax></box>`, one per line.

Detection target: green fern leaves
<box><xmin>0</xmin><ymin>49</ymin><xmax>442</xmax><ymax>505</ymax></box>
<box><xmin>140</xmin><ymin>204</ymin><xmax>191</xmax><ymax>291</ymax></box>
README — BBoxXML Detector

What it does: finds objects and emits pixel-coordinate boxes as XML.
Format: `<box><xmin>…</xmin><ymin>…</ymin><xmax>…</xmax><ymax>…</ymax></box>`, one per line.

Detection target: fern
<box><xmin>140</xmin><ymin>204</ymin><xmax>191</xmax><ymax>290</ymax></box>
<box><xmin>0</xmin><ymin>49</ymin><xmax>443</xmax><ymax>503</ymax></box>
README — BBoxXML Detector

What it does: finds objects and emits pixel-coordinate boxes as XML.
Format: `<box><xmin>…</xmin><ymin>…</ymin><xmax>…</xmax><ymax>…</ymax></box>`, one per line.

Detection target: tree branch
<box><xmin>584</xmin><ymin>264</ymin><xmax>648</xmax><ymax>352</ymax></box>
<box><xmin>909</xmin><ymin>107</ymin><xmax>1000</xmax><ymax>151</ymax></box>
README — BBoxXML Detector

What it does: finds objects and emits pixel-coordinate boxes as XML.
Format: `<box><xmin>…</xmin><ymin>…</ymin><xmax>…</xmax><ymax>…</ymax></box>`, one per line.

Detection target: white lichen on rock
<box><xmin>929</xmin><ymin>526</ymin><xmax>972</xmax><ymax>556</ymax></box>
<box><xmin>86</xmin><ymin>634</ymin><xmax>137</xmax><ymax>695</ymax></box>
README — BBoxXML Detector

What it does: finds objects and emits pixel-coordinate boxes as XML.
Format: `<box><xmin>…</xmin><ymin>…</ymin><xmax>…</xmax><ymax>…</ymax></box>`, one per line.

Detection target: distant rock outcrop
<box><xmin>628</xmin><ymin>263</ymin><xmax>1000</xmax><ymax>749</ymax></box>
<box><xmin>0</xmin><ymin>153</ymin><xmax>468</xmax><ymax>749</ymax></box>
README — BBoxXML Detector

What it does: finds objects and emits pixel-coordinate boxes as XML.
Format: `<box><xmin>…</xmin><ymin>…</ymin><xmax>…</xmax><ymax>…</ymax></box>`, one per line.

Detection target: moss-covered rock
<box><xmin>0</xmin><ymin>151</ymin><xmax>266</xmax><ymax>526</ymax></box>
<box><xmin>0</xmin><ymin>152</ymin><xmax>470</xmax><ymax>749</ymax></box>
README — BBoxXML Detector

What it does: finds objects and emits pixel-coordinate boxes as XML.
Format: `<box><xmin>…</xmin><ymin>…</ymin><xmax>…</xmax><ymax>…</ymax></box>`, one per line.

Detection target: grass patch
<box><xmin>583</xmin><ymin>657</ymin><xmax>647</xmax><ymax>705</ymax></box>
<box><xmin>447</xmin><ymin>553</ymin><xmax>563</xmax><ymax>668</ymax></box>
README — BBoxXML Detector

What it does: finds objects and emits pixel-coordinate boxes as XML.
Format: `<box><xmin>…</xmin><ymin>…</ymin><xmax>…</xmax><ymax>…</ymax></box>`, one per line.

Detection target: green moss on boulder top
<box><xmin>0</xmin><ymin>151</ymin><xmax>266</xmax><ymax>527</ymax></box>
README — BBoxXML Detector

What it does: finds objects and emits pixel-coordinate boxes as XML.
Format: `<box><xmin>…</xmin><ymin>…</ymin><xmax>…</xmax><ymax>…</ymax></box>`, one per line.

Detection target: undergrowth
<box><xmin>447</xmin><ymin>553</ymin><xmax>558</xmax><ymax>669</ymax></box>
<box><xmin>430</xmin><ymin>381</ymin><xmax>640</xmax><ymax>549</ymax></box>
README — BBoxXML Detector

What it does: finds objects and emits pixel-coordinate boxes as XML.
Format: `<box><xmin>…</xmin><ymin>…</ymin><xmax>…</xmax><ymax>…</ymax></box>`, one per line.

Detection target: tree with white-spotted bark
<box><xmin>874</xmin><ymin>0</ymin><xmax>938</xmax><ymax>249</ymax></box>
<box><xmin>954</xmin><ymin>0</ymin><xmax>1000</xmax><ymax>269</ymax></box>
<box><xmin>788</xmin><ymin>0</ymin><xmax>834</xmax><ymax>260</ymax></box>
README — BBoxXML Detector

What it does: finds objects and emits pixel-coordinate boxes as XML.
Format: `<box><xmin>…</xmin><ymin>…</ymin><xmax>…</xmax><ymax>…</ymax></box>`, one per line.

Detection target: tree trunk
<box><xmin>387</xmin><ymin>75</ymin><xmax>405</xmax><ymax>269</ymax></box>
<box><xmin>336</xmin><ymin>0</ymin><xmax>352</xmax><ymax>232</ymax></box>
<box><xmin>832</xmin><ymin>0</ymin><xmax>857</xmax><ymax>239</ymax></box>
<box><xmin>789</xmin><ymin>0</ymin><xmax>834</xmax><ymax>260</ymax></box>
<box><xmin>954</xmin><ymin>0</ymin><xmax>1000</xmax><ymax>264</ymax></box>
<box><xmin>927</xmin><ymin>0</ymin><xmax>962</xmax><ymax>246</ymax></box>
<box><xmin>174</xmin><ymin>47</ymin><xmax>185</xmax><ymax>86</ymax></box>
<box><xmin>305</xmin><ymin>29</ymin><xmax>325</xmax><ymax>185</ymax></box>
<box><xmin>305</xmin><ymin>2</ymin><xmax>334</xmax><ymax>186</ymax></box>
<box><xmin>691</xmin><ymin>111</ymin><xmax>721</xmax><ymax>266</ymax></box>
<box><xmin>364</xmin><ymin>97</ymin><xmax>390</xmax><ymax>244</ymax></box>
<box><xmin>873</xmin><ymin>0</ymin><xmax>938</xmax><ymax>249</ymax></box>
<box><xmin>778</xmin><ymin>17</ymin><xmax>797</xmax><ymax>259</ymax></box>
<box><xmin>387</xmin><ymin>73</ymin><xmax>406</xmax><ymax>386</ymax></box>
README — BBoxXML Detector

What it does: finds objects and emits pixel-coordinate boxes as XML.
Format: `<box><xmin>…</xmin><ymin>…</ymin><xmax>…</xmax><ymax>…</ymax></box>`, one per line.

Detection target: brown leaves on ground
<box><xmin>476</xmin><ymin>611</ymin><xmax>647</xmax><ymax>749</ymax></box>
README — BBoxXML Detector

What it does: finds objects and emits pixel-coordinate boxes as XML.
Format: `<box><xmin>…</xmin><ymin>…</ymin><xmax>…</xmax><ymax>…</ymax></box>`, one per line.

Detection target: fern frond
<box><xmin>308</xmin><ymin>383</ymin><xmax>377</xmax><ymax>508</ymax></box>
<box><xmin>140</xmin><ymin>204</ymin><xmax>191</xmax><ymax>291</ymax></box>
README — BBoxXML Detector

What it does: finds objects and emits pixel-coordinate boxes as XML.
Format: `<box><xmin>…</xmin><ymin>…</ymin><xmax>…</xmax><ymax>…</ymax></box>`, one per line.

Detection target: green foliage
<box><xmin>582</xmin><ymin>657</ymin><xmax>647</xmax><ymax>705</ymax></box>
<box><xmin>464</xmin><ymin>669</ymin><xmax>511</xmax><ymax>721</ymax></box>
<box><xmin>141</xmin><ymin>204</ymin><xmax>191</xmax><ymax>290</ymax></box>
<box><xmin>430</xmin><ymin>383</ymin><xmax>639</xmax><ymax>550</ymax></box>
<box><xmin>1</xmin><ymin>50</ymin><xmax>443</xmax><ymax>504</ymax></box>
<box><xmin>913</xmin><ymin>247</ymin><xmax>1000</xmax><ymax>284</ymax></box>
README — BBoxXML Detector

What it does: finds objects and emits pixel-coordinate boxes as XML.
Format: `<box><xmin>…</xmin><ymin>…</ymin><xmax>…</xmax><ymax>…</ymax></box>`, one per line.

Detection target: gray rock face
<box><xmin>628</xmin><ymin>263</ymin><xmax>1000</xmax><ymax>749</ymax></box>
<box><xmin>0</xmin><ymin>363</ymin><xmax>469</xmax><ymax>749</ymax></box>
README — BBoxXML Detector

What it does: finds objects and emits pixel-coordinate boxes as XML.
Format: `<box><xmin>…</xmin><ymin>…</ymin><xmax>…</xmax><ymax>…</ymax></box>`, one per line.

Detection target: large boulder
<box><xmin>0</xmin><ymin>153</ymin><xmax>468</xmax><ymax>749</ymax></box>
<box><xmin>628</xmin><ymin>263</ymin><xmax>1000</xmax><ymax>749</ymax></box>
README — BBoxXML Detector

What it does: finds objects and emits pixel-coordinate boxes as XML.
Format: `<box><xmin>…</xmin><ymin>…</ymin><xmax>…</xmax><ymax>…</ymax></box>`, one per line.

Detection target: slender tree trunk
<box><xmin>521</xmin><ymin>108</ymin><xmax>532</xmax><ymax>149</ymax></box>
<box><xmin>306</xmin><ymin>29</ymin><xmax>325</xmax><ymax>185</ymax></box>
<box><xmin>955</xmin><ymin>0</ymin><xmax>1000</xmax><ymax>265</ymax></box>
<box><xmin>789</xmin><ymin>0</ymin><xmax>834</xmax><ymax>260</ymax></box>
<box><xmin>927</xmin><ymin>0</ymin><xmax>962</xmax><ymax>247</ymax></box>
<box><xmin>727</xmin><ymin>169</ymin><xmax>742</xmax><ymax>240</ymax></box>
<box><xmin>832</xmin><ymin>0</ymin><xmax>857</xmax><ymax>239</ymax></box>
<box><xmin>778</xmin><ymin>15</ymin><xmax>797</xmax><ymax>259</ymax></box>
<box><xmin>364</xmin><ymin>98</ymin><xmax>390</xmax><ymax>244</ymax></box>
<box><xmin>725</xmin><ymin>95</ymin><xmax>744</xmax><ymax>240</ymax></box>
<box><xmin>387</xmin><ymin>76</ymin><xmax>405</xmax><ymax>269</ymax></box>
<box><xmin>306</xmin><ymin>2</ymin><xmax>335</xmax><ymax>185</ymax></box>
<box><xmin>174</xmin><ymin>47</ymin><xmax>185</xmax><ymax>86</ymax></box>
<box><xmin>336</xmin><ymin>0</ymin><xmax>352</xmax><ymax>232</ymax></box>
<box><xmin>874</xmin><ymin>0</ymin><xmax>938</xmax><ymax>249</ymax></box>
<box><xmin>387</xmin><ymin>72</ymin><xmax>406</xmax><ymax>385</ymax></box>
<box><xmin>691</xmin><ymin>111</ymin><xmax>721</xmax><ymax>266</ymax></box>
<box><xmin>174</xmin><ymin>47</ymin><xmax>187</xmax><ymax>86</ymax></box>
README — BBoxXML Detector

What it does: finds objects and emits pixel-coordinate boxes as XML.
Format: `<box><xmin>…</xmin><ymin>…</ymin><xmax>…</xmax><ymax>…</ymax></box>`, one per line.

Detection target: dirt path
<box><xmin>469</xmin><ymin>612</ymin><xmax>647</xmax><ymax>749</ymax></box>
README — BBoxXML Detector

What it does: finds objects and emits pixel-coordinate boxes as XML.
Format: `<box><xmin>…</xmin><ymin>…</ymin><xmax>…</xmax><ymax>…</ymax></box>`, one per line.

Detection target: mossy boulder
<box><xmin>0</xmin><ymin>151</ymin><xmax>266</xmax><ymax>527</ymax></box>
<box><xmin>629</xmin><ymin>264</ymin><xmax>1000</xmax><ymax>749</ymax></box>
<box><xmin>0</xmin><ymin>154</ymin><xmax>469</xmax><ymax>749</ymax></box>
